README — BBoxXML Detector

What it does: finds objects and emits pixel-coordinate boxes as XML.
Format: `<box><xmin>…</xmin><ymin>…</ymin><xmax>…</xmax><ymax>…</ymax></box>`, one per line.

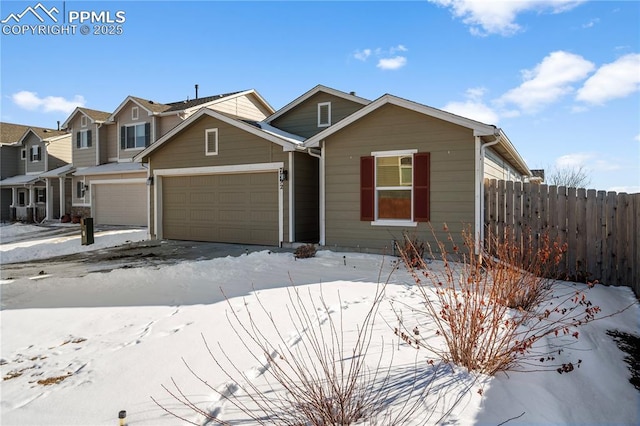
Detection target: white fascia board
<box><xmin>61</xmin><ymin>107</ymin><xmax>83</xmax><ymax>129</ymax></box>
<box><xmin>497</xmin><ymin>130</ymin><xmax>531</xmax><ymax>177</ymax></box>
<box><xmin>107</xmin><ymin>96</ymin><xmax>155</xmax><ymax>122</ymax></box>
<box><xmin>304</xmin><ymin>94</ymin><xmax>499</xmax><ymax>148</ymax></box>
<box><xmin>135</xmin><ymin>109</ymin><xmax>299</xmax><ymax>162</ymax></box>
<box><xmin>264</xmin><ymin>85</ymin><xmax>371</xmax><ymax>123</ymax></box>
<box><xmin>153</xmin><ymin>162</ymin><xmax>284</xmax><ymax>177</ymax></box>
<box><xmin>90</xmin><ymin>178</ymin><xmax>147</xmax><ymax>185</ymax></box>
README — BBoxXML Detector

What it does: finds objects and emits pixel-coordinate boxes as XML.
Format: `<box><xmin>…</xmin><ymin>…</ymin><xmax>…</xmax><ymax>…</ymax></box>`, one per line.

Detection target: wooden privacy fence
<box><xmin>484</xmin><ymin>179</ymin><xmax>640</xmax><ymax>297</ymax></box>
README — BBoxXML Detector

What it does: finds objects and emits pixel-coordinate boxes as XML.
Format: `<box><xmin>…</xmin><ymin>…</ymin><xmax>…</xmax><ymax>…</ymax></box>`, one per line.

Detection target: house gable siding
<box><xmin>271</xmin><ymin>92</ymin><xmax>365</xmax><ymax>139</ymax></box>
<box><xmin>147</xmin><ymin>115</ymin><xmax>291</xmax><ymax>243</ymax></box>
<box><xmin>484</xmin><ymin>147</ymin><xmax>524</xmax><ymax>182</ymax></box>
<box><xmin>323</xmin><ymin>104</ymin><xmax>476</xmax><ymax>252</ymax></box>
<box><xmin>24</xmin><ymin>133</ymin><xmax>45</xmax><ymax>174</ymax></box>
<box><xmin>208</xmin><ymin>94</ymin><xmax>273</xmax><ymax>121</ymax></box>
<box><xmin>69</xmin><ymin>114</ymin><xmax>97</xmax><ymax>168</ymax></box>
<box><xmin>46</xmin><ymin>135</ymin><xmax>72</xmax><ymax>170</ymax></box>
<box><xmin>115</xmin><ymin>101</ymin><xmax>153</xmax><ymax>161</ymax></box>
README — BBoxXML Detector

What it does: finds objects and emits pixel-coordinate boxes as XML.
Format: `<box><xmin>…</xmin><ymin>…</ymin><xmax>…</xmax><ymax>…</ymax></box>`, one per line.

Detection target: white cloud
<box><xmin>498</xmin><ymin>51</ymin><xmax>595</xmax><ymax>113</ymax></box>
<box><xmin>555</xmin><ymin>152</ymin><xmax>622</xmax><ymax>172</ymax></box>
<box><xmin>354</xmin><ymin>45</ymin><xmax>409</xmax><ymax>70</ymax></box>
<box><xmin>376</xmin><ymin>56</ymin><xmax>407</xmax><ymax>70</ymax></box>
<box><xmin>390</xmin><ymin>44</ymin><xmax>408</xmax><ymax>54</ymax></box>
<box><xmin>576</xmin><ymin>53</ymin><xmax>640</xmax><ymax>105</ymax></box>
<box><xmin>635</xmin><ymin>134</ymin><xmax>640</xmax><ymax>142</ymax></box>
<box><xmin>428</xmin><ymin>0</ymin><xmax>585</xmax><ymax>36</ymax></box>
<box><xmin>12</xmin><ymin>91</ymin><xmax>85</xmax><ymax>114</ymax></box>
<box><xmin>354</xmin><ymin>49</ymin><xmax>371</xmax><ymax>61</ymax></box>
<box><xmin>582</xmin><ymin>18</ymin><xmax>599</xmax><ymax>28</ymax></box>
<box><xmin>555</xmin><ymin>152</ymin><xmax>593</xmax><ymax>168</ymax></box>
<box><xmin>442</xmin><ymin>87</ymin><xmax>499</xmax><ymax>124</ymax></box>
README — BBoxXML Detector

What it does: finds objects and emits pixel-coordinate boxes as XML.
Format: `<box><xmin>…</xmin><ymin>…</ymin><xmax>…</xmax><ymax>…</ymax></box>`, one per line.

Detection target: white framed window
<box><xmin>318</xmin><ymin>102</ymin><xmax>331</xmax><ymax>128</ymax></box>
<box><xmin>20</xmin><ymin>148</ymin><xmax>26</xmax><ymax>160</ymax></box>
<box><xmin>36</xmin><ymin>188</ymin><xmax>46</xmax><ymax>203</ymax></box>
<box><xmin>30</xmin><ymin>145</ymin><xmax>42</xmax><ymax>162</ymax></box>
<box><xmin>76</xmin><ymin>181</ymin><xmax>86</xmax><ymax>199</ymax></box>
<box><xmin>77</xmin><ymin>130</ymin><xmax>91</xmax><ymax>149</ymax></box>
<box><xmin>375</xmin><ymin>152</ymin><xmax>414</xmax><ymax>222</ymax></box>
<box><xmin>205</xmin><ymin>128</ymin><xmax>218</xmax><ymax>156</ymax></box>
<box><xmin>132</xmin><ymin>106</ymin><xmax>139</xmax><ymax>121</ymax></box>
<box><xmin>120</xmin><ymin>123</ymin><xmax>149</xmax><ymax>150</ymax></box>
<box><xmin>81</xmin><ymin>115</ymin><xmax>88</xmax><ymax>127</ymax></box>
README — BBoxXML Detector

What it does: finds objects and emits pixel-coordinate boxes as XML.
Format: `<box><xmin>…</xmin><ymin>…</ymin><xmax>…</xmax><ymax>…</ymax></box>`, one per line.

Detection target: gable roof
<box><xmin>1</xmin><ymin>123</ymin><xmax>69</xmax><ymax>146</ymax></box>
<box><xmin>62</xmin><ymin>107</ymin><xmax>111</xmax><ymax>129</ymax></box>
<box><xmin>304</xmin><ymin>94</ymin><xmax>531</xmax><ymax>176</ymax></box>
<box><xmin>135</xmin><ymin>108</ymin><xmax>303</xmax><ymax>162</ymax></box>
<box><xmin>159</xmin><ymin>89</ymin><xmax>275</xmax><ymax>116</ymax></box>
<box><xmin>23</xmin><ymin>127</ymin><xmax>69</xmax><ymax>142</ymax></box>
<box><xmin>264</xmin><ymin>85</ymin><xmax>371</xmax><ymax>123</ymax></box>
<box><xmin>108</xmin><ymin>89</ymin><xmax>274</xmax><ymax>122</ymax></box>
<box><xmin>1</xmin><ymin>122</ymin><xmax>31</xmax><ymax>145</ymax></box>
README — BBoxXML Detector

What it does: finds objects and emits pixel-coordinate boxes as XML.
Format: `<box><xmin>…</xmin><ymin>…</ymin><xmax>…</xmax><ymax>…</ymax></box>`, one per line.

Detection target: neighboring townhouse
<box><xmin>135</xmin><ymin>85</ymin><xmax>531</xmax><ymax>253</ymax></box>
<box><xmin>63</xmin><ymin>89</ymin><xmax>274</xmax><ymax>227</ymax></box>
<box><xmin>0</xmin><ymin>122</ymin><xmax>72</xmax><ymax>222</ymax></box>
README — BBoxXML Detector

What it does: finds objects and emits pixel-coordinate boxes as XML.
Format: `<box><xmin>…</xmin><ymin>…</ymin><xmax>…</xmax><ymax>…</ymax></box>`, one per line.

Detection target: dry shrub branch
<box><xmin>154</xmin><ymin>272</ymin><xmax>442</xmax><ymax>425</ymax></box>
<box><xmin>395</xmin><ymin>225</ymin><xmax>603</xmax><ymax>375</ymax></box>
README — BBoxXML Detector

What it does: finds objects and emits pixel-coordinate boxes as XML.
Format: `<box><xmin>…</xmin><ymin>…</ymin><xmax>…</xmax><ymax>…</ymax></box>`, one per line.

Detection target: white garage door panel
<box><xmin>94</xmin><ymin>183</ymin><xmax>147</xmax><ymax>226</ymax></box>
<box><xmin>162</xmin><ymin>172</ymin><xmax>278</xmax><ymax>245</ymax></box>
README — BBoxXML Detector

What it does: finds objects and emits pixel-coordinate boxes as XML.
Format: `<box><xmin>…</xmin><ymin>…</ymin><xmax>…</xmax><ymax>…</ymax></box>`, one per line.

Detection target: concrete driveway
<box><xmin>1</xmin><ymin>228</ymin><xmax>293</xmax><ymax>281</ymax></box>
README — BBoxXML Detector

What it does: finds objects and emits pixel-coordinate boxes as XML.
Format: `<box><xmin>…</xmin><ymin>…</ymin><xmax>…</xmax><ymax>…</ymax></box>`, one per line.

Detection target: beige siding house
<box><xmin>135</xmin><ymin>107</ymin><xmax>318</xmax><ymax>246</ymax></box>
<box><xmin>0</xmin><ymin>124</ymin><xmax>72</xmax><ymax>222</ymax></box>
<box><xmin>302</xmin><ymin>93</ymin><xmax>531</xmax><ymax>253</ymax></box>
<box><xmin>62</xmin><ymin>89</ymin><xmax>275</xmax><ymax>227</ymax></box>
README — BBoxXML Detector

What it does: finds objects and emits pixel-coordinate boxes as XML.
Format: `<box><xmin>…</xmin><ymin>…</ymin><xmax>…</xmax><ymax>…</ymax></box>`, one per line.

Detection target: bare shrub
<box><xmin>395</xmin><ymin>225</ymin><xmax>603</xmax><ymax>375</ymax></box>
<box><xmin>294</xmin><ymin>244</ymin><xmax>317</xmax><ymax>259</ymax></box>
<box><xmin>154</xmin><ymin>278</ymin><xmax>442</xmax><ymax>425</ymax></box>
<box><xmin>400</xmin><ymin>232</ymin><xmax>426</xmax><ymax>270</ymax></box>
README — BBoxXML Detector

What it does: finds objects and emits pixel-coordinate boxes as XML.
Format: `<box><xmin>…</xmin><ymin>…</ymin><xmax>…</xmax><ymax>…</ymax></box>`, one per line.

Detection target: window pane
<box><xmin>376</xmin><ymin>156</ymin><xmax>412</xmax><ymax>187</ymax></box>
<box><xmin>377</xmin><ymin>190</ymin><xmax>411</xmax><ymax>219</ymax></box>
<box><xmin>126</xmin><ymin>126</ymin><xmax>135</xmax><ymax>148</ymax></box>
<box><xmin>135</xmin><ymin>124</ymin><xmax>146</xmax><ymax>148</ymax></box>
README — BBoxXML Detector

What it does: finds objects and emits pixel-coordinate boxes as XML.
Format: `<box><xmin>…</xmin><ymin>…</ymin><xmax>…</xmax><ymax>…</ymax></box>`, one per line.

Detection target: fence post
<box><xmin>585</xmin><ymin>189</ymin><xmax>598</xmax><ymax>282</ymax></box>
<box><xmin>605</xmin><ymin>192</ymin><xmax>617</xmax><ymax>285</ymax></box>
<box><xmin>576</xmin><ymin>188</ymin><xmax>587</xmax><ymax>281</ymax></box>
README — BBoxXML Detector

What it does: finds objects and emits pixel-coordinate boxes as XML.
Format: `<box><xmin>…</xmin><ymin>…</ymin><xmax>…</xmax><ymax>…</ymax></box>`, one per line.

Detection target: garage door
<box><xmin>94</xmin><ymin>183</ymin><xmax>147</xmax><ymax>226</ymax></box>
<box><xmin>162</xmin><ymin>172</ymin><xmax>278</xmax><ymax>245</ymax></box>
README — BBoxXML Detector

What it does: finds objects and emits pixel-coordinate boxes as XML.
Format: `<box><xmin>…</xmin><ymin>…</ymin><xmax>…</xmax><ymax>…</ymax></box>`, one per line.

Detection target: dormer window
<box><xmin>81</xmin><ymin>115</ymin><xmax>88</xmax><ymax>127</ymax></box>
<box><xmin>76</xmin><ymin>130</ymin><xmax>92</xmax><ymax>149</ymax></box>
<box><xmin>132</xmin><ymin>106</ymin><xmax>139</xmax><ymax>121</ymax></box>
<box><xmin>318</xmin><ymin>102</ymin><xmax>331</xmax><ymax>128</ymax></box>
<box><xmin>121</xmin><ymin>123</ymin><xmax>150</xmax><ymax>150</ymax></box>
<box><xmin>30</xmin><ymin>145</ymin><xmax>42</xmax><ymax>162</ymax></box>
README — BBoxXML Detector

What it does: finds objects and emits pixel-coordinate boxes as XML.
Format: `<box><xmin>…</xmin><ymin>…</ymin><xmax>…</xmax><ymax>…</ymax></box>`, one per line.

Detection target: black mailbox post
<box><xmin>81</xmin><ymin>217</ymin><xmax>94</xmax><ymax>245</ymax></box>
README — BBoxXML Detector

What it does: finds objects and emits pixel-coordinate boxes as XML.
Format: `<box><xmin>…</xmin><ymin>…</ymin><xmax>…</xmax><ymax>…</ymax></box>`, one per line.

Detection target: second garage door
<box><xmin>162</xmin><ymin>172</ymin><xmax>279</xmax><ymax>245</ymax></box>
<box><xmin>94</xmin><ymin>183</ymin><xmax>147</xmax><ymax>226</ymax></box>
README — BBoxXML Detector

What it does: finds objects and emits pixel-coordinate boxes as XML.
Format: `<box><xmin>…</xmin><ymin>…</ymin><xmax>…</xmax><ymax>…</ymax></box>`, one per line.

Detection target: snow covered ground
<box><xmin>1</xmin><ymin>223</ymin><xmax>639</xmax><ymax>425</ymax></box>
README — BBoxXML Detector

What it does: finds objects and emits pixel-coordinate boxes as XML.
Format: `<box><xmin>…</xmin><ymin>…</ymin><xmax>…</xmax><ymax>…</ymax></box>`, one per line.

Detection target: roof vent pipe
<box><xmin>195</xmin><ymin>84</ymin><xmax>199</xmax><ymax>99</ymax></box>
<box><xmin>57</xmin><ymin>120</ymin><xmax>60</xmax><ymax>131</ymax></box>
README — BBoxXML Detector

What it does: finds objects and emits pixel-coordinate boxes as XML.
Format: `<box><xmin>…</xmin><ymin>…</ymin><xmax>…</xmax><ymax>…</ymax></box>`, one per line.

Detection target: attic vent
<box><xmin>149</xmin><ymin>100</ymin><xmax>154</xmax><ymax>104</ymax></box>
<box><xmin>350</xmin><ymin>91</ymin><xmax>356</xmax><ymax>96</ymax></box>
<box><xmin>43</xmin><ymin>129</ymin><xmax>51</xmax><ymax>132</ymax></box>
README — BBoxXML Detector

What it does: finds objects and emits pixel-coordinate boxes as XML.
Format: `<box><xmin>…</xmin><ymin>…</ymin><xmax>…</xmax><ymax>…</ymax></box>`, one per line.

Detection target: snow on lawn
<box><xmin>1</xmin><ymin>235</ymin><xmax>639</xmax><ymax>425</ymax></box>
<box><xmin>0</xmin><ymin>224</ymin><xmax>147</xmax><ymax>264</ymax></box>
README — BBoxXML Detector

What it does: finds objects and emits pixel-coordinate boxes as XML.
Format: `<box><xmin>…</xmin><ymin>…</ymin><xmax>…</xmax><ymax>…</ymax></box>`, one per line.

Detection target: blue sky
<box><xmin>1</xmin><ymin>0</ymin><xmax>638</xmax><ymax>192</ymax></box>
